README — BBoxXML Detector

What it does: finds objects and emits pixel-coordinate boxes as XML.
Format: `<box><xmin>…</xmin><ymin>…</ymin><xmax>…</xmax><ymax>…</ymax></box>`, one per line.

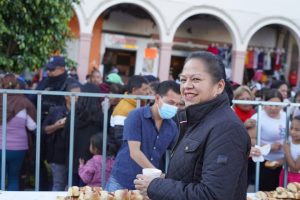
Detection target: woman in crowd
<box><xmin>291</xmin><ymin>90</ymin><xmax>300</xmax><ymax>118</ymax></box>
<box><xmin>233</xmin><ymin>86</ymin><xmax>256</xmax><ymax>186</ymax></box>
<box><xmin>233</xmin><ymin>86</ymin><xmax>256</xmax><ymax>123</ymax></box>
<box><xmin>64</xmin><ymin>83</ymin><xmax>103</xmax><ymax>186</ymax></box>
<box><xmin>271</xmin><ymin>80</ymin><xmax>289</xmax><ymax>103</ymax></box>
<box><xmin>0</xmin><ymin>74</ymin><xmax>37</xmax><ymax>190</ymax></box>
<box><xmin>134</xmin><ymin>51</ymin><xmax>251</xmax><ymax>199</ymax></box>
<box><xmin>249</xmin><ymin>89</ymin><xmax>286</xmax><ymax>191</ymax></box>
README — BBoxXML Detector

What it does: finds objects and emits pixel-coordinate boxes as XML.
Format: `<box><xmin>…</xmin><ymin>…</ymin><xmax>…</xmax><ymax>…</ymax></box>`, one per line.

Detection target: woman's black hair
<box><xmin>185</xmin><ymin>51</ymin><xmax>233</xmax><ymax>105</ymax></box>
<box><xmin>263</xmin><ymin>88</ymin><xmax>283</xmax><ymax>102</ymax></box>
<box><xmin>270</xmin><ymin>80</ymin><xmax>288</xmax><ymax>89</ymax></box>
<box><xmin>90</xmin><ymin>133</ymin><xmax>103</xmax><ymax>154</ymax></box>
<box><xmin>65</xmin><ymin>78</ymin><xmax>81</xmax><ymax>92</ymax></box>
<box><xmin>110</xmin><ymin>83</ymin><xmax>125</xmax><ymax>94</ymax></box>
<box><xmin>76</xmin><ymin>83</ymin><xmax>103</xmax><ymax>123</ymax></box>
<box><xmin>294</xmin><ymin>90</ymin><xmax>300</xmax><ymax>102</ymax></box>
<box><xmin>293</xmin><ymin>115</ymin><xmax>300</xmax><ymax>121</ymax></box>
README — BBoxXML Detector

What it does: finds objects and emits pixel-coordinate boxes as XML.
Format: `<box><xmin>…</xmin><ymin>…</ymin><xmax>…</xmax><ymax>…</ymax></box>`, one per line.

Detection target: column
<box><xmin>284</xmin><ymin>35</ymin><xmax>293</xmax><ymax>79</ymax></box>
<box><xmin>88</xmin><ymin>17</ymin><xmax>103</xmax><ymax>73</ymax></box>
<box><xmin>297</xmin><ymin>59</ymin><xmax>300</xmax><ymax>88</ymax></box>
<box><xmin>158</xmin><ymin>42</ymin><xmax>173</xmax><ymax>81</ymax></box>
<box><xmin>231</xmin><ymin>50</ymin><xmax>246</xmax><ymax>84</ymax></box>
<box><xmin>77</xmin><ymin>33</ymin><xmax>92</xmax><ymax>83</ymax></box>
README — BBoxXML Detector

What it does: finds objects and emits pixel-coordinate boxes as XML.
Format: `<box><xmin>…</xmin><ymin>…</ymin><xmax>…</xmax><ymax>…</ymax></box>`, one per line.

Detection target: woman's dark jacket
<box><xmin>148</xmin><ymin>93</ymin><xmax>251</xmax><ymax>200</ymax></box>
<box><xmin>64</xmin><ymin>114</ymin><xmax>103</xmax><ymax>172</ymax></box>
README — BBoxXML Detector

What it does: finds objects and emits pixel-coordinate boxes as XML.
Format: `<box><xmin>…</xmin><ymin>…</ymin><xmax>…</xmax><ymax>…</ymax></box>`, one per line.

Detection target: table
<box><xmin>0</xmin><ymin>191</ymin><xmax>67</xmax><ymax>200</ymax></box>
<box><xmin>0</xmin><ymin>191</ymin><xmax>257</xmax><ymax>200</ymax></box>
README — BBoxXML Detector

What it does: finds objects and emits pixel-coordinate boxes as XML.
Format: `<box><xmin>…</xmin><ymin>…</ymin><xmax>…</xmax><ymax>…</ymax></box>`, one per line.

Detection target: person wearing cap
<box><xmin>106</xmin><ymin>73</ymin><xmax>124</xmax><ymax>85</ymax></box>
<box><xmin>28</xmin><ymin>56</ymin><xmax>76</xmax><ymax>117</ymax></box>
<box><xmin>28</xmin><ymin>55</ymin><xmax>80</xmax><ymax>190</ymax></box>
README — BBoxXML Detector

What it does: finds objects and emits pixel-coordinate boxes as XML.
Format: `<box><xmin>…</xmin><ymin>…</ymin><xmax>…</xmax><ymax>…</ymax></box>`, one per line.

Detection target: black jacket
<box><xmin>43</xmin><ymin>105</ymin><xmax>68</xmax><ymax>164</ymax></box>
<box><xmin>148</xmin><ymin>93</ymin><xmax>251</xmax><ymax>200</ymax></box>
<box><xmin>64</xmin><ymin>115</ymin><xmax>103</xmax><ymax>172</ymax></box>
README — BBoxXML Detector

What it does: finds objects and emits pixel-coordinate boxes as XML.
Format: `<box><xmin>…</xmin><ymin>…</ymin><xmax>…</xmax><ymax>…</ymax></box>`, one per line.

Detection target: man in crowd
<box><xmin>106</xmin><ymin>80</ymin><xmax>182</xmax><ymax>191</ymax></box>
<box><xmin>28</xmin><ymin>55</ymin><xmax>79</xmax><ymax>190</ymax></box>
<box><xmin>43</xmin><ymin>82</ymin><xmax>81</xmax><ymax>191</ymax></box>
<box><xmin>110</xmin><ymin>75</ymin><xmax>149</xmax><ymax>153</ymax></box>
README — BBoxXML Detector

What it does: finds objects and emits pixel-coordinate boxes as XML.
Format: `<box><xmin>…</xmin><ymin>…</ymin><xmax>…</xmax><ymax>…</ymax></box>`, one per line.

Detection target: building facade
<box><xmin>67</xmin><ymin>0</ymin><xmax>300</xmax><ymax>85</ymax></box>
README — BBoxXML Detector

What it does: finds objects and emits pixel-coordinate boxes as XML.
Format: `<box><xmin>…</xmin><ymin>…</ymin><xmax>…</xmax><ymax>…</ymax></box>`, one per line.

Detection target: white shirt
<box><xmin>289</xmin><ymin>137</ymin><xmax>300</xmax><ymax>161</ymax></box>
<box><xmin>251</xmin><ymin>110</ymin><xmax>286</xmax><ymax>161</ymax></box>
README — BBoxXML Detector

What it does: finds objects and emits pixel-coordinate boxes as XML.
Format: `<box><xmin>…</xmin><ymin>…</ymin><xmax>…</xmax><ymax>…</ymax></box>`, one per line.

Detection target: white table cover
<box><xmin>0</xmin><ymin>191</ymin><xmax>257</xmax><ymax>200</ymax></box>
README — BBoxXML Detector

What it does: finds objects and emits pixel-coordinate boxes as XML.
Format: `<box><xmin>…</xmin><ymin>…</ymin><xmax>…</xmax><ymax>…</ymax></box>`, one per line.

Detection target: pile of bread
<box><xmin>255</xmin><ymin>182</ymin><xmax>300</xmax><ymax>200</ymax></box>
<box><xmin>56</xmin><ymin>186</ymin><xmax>145</xmax><ymax>200</ymax></box>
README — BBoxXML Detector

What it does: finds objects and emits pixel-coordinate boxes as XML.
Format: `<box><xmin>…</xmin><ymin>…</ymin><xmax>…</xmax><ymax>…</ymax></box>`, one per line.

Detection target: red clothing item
<box><xmin>234</xmin><ymin>106</ymin><xmax>256</xmax><ymax>123</ymax></box>
<box><xmin>245</xmin><ymin>50</ymin><xmax>254</xmax><ymax>69</ymax></box>
<box><xmin>207</xmin><ymin>45</ymin><xmax>219</xmax><ymax>55</ymax></box>
<box><xmin>289</xmin><ymin>71</ymin><xmax>297</xmax><ymax>87</ymax></box>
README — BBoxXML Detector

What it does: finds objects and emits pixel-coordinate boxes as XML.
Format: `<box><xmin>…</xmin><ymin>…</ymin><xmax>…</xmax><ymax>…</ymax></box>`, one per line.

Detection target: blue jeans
<box><xmin>105</xmin><ymin>175</ymin><xmax>125</xmax><ymax>192</ymax></box>
<box><xmin>0</xmin><ymin>150</ymin><xmax>26</xmax><ymax>191</ymax></box>
<box><xmin>50</xmin><ymin>163</ymin><xmax>67</xmax><ymax>191</ymax></box>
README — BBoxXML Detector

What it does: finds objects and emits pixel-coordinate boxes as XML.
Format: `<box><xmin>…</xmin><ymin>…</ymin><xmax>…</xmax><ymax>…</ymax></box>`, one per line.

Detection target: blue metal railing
<box><xmin>0</xmin><ymin>89</ymin><xmax>297</xmax><ymax>191</ymax></box>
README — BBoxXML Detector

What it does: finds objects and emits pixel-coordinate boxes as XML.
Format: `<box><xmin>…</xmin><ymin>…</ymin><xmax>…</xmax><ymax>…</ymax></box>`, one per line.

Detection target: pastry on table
<box><xmin>264</xmin><ymin>161</ymin><xmax>279</xmax><ymax>168</ymax></box>
<box><xmin>129</xmin><ymin>190</ymin><xmax>144</xmax><ymax>200</ymax></box>
<box><xmin>68</xmin><ymin>186</ymin><xmax>80</xmax><ymax>197</ymax></box>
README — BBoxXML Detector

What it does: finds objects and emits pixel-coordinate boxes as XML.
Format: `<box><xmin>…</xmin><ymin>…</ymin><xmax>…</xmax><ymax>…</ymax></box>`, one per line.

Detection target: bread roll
<box><xmin>288</xmin><ymin>182</ymin><xmax>298</xmax><ymax>193</ymax></box>
<box><xmin>100</xmin><ymin>191</ymin><xmax>109</xmax><ymax>200</ymax></box>
<box><xmin>264</xmin><ymin>161</ymin><xmax>279</xmax><ymax>168</ymax></box>
<box><xmin>115</xmin><ymin>189</ymin><xmax>129</xmax><ymax>200</ymax></box>
<box><xmin>275</xmin><ymin>186</ymin><xmax>286</xmax><ymax>193</ymax></box>
<box><xmin>256</xmin><ymin>191</ymin><xmax>268</xmax><ymax>199</ymax></box>
<box><xmin>68</xmin><ymin>186</ymin><xmax>80</xmax><ymax>197</ymax></box>
<box><xmin>130</xmin><ymin>190</ymin><xmax>144</xmax><ymax>200</ymax></box>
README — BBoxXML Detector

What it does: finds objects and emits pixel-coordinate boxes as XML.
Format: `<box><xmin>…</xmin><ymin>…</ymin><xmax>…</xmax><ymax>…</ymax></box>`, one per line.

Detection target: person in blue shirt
<box><xmin>105</xmin><ymin>80</ymin><xmax>182</xmax><ymax>191</ymax></box>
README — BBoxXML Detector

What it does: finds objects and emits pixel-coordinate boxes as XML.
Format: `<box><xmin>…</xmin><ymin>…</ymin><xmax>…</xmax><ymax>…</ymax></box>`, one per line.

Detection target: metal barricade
<box><xmin>0</xmin><ymin>89</ymin><xmax>154</xmax><ymax>190</ymax></box>
<box><xmin>233</xmin><ymin>99</ymin><xmax>298</xmax><ymax>191</ymax></box>
<box><xmin>0</xmin><ymin>89</ymin><xmax>297</xmax><ymax>192</ymax></box>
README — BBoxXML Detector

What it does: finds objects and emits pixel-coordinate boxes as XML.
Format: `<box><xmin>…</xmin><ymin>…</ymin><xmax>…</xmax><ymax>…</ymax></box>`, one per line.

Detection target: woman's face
<box><xmin>91</xmin><ymin>71</ymin><xmax>102</xmax><ymax>85</ymax></box>
<box><xmin>236</xmin><ymin>91</ymin><xmax>252</xmax><ymax>111</ymax></box>
<box><xmin>290</xmin><ymin>119</ymin><xmax>300</xmax><ymax>143</ymax></box>
<box><xmin>278</xmin><ymin>84</ymin><xmax>288</xmax><ymax>99</ymax></box>
<box><xmin>264</xmin><ymin>97</ymin><xmax>282</xmax><ymax>118</ymax></box>
<box><xmin>180</xmin><ymin>58</ymin><xmax>224</xmax><ymax>107</ymax></box>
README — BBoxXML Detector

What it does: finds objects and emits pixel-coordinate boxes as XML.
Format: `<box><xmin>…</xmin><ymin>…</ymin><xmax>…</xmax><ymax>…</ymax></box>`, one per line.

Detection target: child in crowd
<box><xmin>279</xmin><ymin>115</ymin><xmax>300</xmax><ymax>185</ymax></box>
<box><xmin>78</xmin><ymin>134</ymin><xmax>114</xmax><ymax>187</ymax></box>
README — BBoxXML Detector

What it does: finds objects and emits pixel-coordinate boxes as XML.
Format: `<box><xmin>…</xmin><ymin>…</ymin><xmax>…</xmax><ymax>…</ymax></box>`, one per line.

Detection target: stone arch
<box><xmin>243</xmin><ymin>16</ymin><xmax>300</xmax><ymax>51</ymax></box>
<box><xmin>71</xmin><ymin>4</ymin><xmax>84</xmax><ymax>34</ymax></box>
<box><xmin>169</xmin><ymin>5</ymin><xmax>241</xmax><ymax>49</ymax></box>
<box><xmin>87</xmin><ymin>0</ymin><xmax>167</xmax><ymax>41</ymax></box>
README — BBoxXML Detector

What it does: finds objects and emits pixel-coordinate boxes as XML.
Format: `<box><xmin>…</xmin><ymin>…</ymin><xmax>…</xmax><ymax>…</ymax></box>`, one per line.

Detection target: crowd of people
<box><xmin>0</xmin><ymin>52</ymin><xmax>300</xmax><ymax>199</ymax></box>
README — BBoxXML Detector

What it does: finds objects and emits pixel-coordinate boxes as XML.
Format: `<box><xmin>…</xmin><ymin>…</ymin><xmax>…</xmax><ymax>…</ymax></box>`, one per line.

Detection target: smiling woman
<box><xmin>134</xmin><ymin>51</ymin><xmax>251</xmax><ymax>200</ymax></box>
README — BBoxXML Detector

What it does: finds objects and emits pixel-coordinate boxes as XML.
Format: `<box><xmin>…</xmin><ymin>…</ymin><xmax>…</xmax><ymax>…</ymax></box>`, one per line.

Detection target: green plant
<box><xmin>0</xmin><ymin>0</ymin><xmax>79</xmax><ymax>73</ymax></box>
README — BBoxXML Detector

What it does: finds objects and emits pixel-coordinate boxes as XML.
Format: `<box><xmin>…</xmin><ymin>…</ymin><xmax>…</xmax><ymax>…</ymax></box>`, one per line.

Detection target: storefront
<box><xmin>70</xmin><ymin>0</ymin><xmax>300</xmax><ymax>86</ymax></box>
<box><xmin>100</xmin><ymin>33</ymin><xmax>159</xmax><ymax>82</ymax></box>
